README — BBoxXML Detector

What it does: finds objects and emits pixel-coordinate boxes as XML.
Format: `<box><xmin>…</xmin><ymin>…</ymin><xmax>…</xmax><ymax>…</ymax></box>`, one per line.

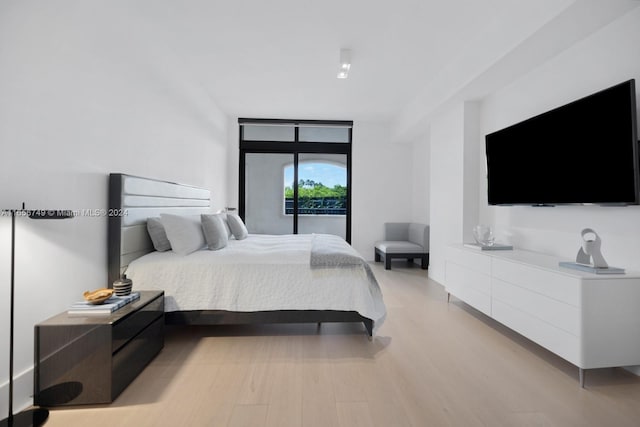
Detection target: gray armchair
<box><xmin>374</xmin><ymin>223</ymin><xmax>429</xmax><ymax>270</ymax></box>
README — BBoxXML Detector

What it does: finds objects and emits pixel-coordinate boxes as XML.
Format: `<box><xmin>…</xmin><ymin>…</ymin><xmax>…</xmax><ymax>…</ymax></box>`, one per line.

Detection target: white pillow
<box><xmin>146</xmin><ymin>217</ymin><xmax>171</xmax><ymax>251</ymax></box>
<box><xmin>160</xmin><ymin>214</ymin><xmax>206</xmax><ymax>255</ymax></box>
<box><xmin>226</xmin><ymin>214</ymin><xmax>248</xmax><ymax>240</ymax></box>
<box><xmin>201</xmin><ymin>214</ymin><xmax>229</xmax><ymax>250</ymax></box>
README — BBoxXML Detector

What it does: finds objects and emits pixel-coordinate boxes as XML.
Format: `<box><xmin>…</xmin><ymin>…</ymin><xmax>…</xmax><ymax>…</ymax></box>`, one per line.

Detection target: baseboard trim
<box><xmin>0</xmin><ymin>366</ymin><xmax>34</xmax><ymax>417</ymax></box>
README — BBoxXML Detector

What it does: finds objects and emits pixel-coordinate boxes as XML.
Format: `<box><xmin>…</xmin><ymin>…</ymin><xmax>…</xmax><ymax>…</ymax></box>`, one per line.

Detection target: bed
<box><xmin>107</xmin><ymin>173</ymin><xmax>385</xmax><ymax>336</ymax></box>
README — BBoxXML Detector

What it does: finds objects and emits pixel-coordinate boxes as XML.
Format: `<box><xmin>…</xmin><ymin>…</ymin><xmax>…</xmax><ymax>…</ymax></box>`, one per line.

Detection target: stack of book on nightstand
<box><xmin>68</xmin><ymin>292</ymin><xmax>140</xmax><ymax>315</ymax></box>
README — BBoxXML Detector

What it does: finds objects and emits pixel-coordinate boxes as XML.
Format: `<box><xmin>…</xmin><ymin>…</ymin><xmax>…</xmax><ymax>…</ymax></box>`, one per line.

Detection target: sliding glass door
<box><xmin>244</xmin><ymin>153</ymin><xmax>294</xmax><ymax>235</ymax></box>
<box><xmin>239</xmin><ymin>119</ymin><xmax>352</xmax><ymax>241</ymax></box>
<box><xmin>296</xmin><ymin>153</ymin><xmax>347</xmax><ymax>239</ymax></box>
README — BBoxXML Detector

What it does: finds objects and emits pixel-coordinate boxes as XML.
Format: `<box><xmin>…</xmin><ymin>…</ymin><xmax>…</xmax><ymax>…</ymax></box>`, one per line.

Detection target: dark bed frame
<box><xmin>107</xmin><ymin>173</ymin><xmax>374</xmax><ymax>337</ymax></box>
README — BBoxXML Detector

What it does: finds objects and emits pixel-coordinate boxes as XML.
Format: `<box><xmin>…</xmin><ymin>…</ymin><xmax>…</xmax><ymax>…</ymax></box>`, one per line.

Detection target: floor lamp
<box><xmin>1</xmin><ymin>204</ymin><xmax>73</xmax><ymax>427</ymax></box>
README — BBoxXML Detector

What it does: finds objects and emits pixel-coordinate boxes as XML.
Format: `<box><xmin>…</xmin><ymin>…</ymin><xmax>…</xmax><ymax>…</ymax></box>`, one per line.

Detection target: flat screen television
<box><xmin>485</xmin><ymin>79</ymin><xmax>639</xmax><ymax>205</ymax></box>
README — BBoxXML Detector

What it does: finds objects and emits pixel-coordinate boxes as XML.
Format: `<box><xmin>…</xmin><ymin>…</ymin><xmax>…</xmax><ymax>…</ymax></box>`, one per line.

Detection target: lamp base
<box><xmin>0</xmin><ymin>408</ymin><xmax>49</xmax><ymax>427</ymax></box>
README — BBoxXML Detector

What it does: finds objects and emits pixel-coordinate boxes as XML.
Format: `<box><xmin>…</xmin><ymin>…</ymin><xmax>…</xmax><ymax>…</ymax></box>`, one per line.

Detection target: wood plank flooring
<box><xmin>45</xmin><ymin>262</ymin><xmax>640</xmax><ymax>426</ymax></box>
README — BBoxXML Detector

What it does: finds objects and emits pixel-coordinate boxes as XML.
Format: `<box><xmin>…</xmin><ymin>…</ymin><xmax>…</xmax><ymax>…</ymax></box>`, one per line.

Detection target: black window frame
<box><xmin>238</xmin><ymin>118</ymin><xmax>353</xmax><ymax>243</ymax></box>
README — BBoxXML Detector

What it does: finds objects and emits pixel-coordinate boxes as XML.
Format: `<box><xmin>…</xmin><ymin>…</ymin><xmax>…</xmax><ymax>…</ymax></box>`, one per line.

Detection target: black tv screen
<box><xmin>485</xmin><ymin>79</ymin><xmax>639</xmax><ymax>205</ymax></box>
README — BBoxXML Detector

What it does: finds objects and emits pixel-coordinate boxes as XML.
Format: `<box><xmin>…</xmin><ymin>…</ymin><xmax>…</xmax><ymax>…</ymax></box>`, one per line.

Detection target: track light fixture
<box><xmin>337</xmin><ymin>48</ymin><xmax>351</xmax><ymax>79</ymax></box>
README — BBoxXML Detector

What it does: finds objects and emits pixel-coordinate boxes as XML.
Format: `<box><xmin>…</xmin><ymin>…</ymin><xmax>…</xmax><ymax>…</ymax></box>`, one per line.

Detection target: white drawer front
<box><xmin>445</xmin><ymin>262</ymin><xmax>491</xmax><ymax>316</ymax></box>
<box><xmin>492</xmin><ymin>258</ymin><xmax>580</xmax><ymax>307</ymax></box>
<box><xmin>446</xmin><ymin>246</ymin><xmax>491</xmax><ymax>275</ymax></box>
<box><xmin>492</xmin><ymin>300</ymin><xmax>580</xmax><ymax>366</ymax></box>
<box><xmin>447</xmin><ymin>282</ymin><xmax>492</xmax><ymax>316</ymax></box>
<box><xmin>492</xmin><ymin>278</ymin><xmax>580</xmax><ymax>336</ymax></box>
<box><xmin>447</xmin><ymin>288</ymin><xmax>491</xmax><ymax>317</ymax></box>
<box><xmin>446</xmin><ymin>262</ymin><xmax>491</xmax><ymax>295</ymax></box>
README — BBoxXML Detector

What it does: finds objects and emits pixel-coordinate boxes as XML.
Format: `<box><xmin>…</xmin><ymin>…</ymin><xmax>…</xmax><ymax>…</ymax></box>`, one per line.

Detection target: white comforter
<box><xmin>125</xmin><ymin>234</ymin><xmax>386</xmax><ymax>330</ymax></box>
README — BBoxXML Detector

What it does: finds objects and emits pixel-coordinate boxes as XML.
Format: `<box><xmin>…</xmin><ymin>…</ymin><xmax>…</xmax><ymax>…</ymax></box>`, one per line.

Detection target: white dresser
<box><xmin>445</xmin><ymin>244</ymin><xmax>640</xmax><ymax>387</ymax></box>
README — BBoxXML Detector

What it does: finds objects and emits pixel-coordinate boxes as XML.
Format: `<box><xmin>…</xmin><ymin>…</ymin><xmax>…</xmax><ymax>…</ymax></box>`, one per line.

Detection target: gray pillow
<box><xmin>160</xmin><ymin>214</ymin><xmax>206</xmax><ymax>255</ymax></box>
<box><xmin>215</xmin><ymin>213</ymin><xmax>233</xmax><ymax>238</ymax></box>
<box><xmin>226</xmin><ymin>214</ymin><xmax>248</xmax><ymax>240</ymax></box>
<box><xmin>147</xmin><ymin>217</ymin><xmax>171</xmax><ymax>251</ymax></box>
<box><xmin>201</xmin><ymin>214</ymin><xmax>229</xmax><ymax>250</ymax></box>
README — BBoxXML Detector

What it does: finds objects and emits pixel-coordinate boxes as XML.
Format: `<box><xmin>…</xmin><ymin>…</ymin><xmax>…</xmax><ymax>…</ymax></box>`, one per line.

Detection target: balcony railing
<box><xmin>284</xmin><ymin>197</ymin><xmax>346</xmax><ymax>215</ymax></box>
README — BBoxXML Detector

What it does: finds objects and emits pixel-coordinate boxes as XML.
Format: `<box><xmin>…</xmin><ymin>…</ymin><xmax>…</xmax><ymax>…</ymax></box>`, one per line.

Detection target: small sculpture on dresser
<box><xmin>558</xmin><ymin>228</ymin><xmax>624</xmax><ymax>274</ymax></box>
<box><xmin>576</xmin><ymin>228</ymin><xmax>608</xmax><ymax>268</ymax></box>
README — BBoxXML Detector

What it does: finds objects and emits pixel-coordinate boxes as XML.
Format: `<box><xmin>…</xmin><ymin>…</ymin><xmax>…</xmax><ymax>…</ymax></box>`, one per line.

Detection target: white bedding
<box><xmin>124</xmin><ymin>234</ymin><xmax>386</xmax><ymax>331</ymax></box>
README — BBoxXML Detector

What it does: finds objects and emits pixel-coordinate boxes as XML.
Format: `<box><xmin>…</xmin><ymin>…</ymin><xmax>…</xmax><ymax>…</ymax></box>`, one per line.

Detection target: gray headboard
<box><xmin>108</xmin><ymin>173</ymin><xmax>211</xmax><ymax>286</ymax></box>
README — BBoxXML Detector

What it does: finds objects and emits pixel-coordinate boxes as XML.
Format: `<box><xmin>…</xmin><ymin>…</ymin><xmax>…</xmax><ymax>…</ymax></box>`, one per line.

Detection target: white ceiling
<box><xmin>124</xmin><ymin>0</ymin><xmax>636</xmax><ymax>128</ymax></box>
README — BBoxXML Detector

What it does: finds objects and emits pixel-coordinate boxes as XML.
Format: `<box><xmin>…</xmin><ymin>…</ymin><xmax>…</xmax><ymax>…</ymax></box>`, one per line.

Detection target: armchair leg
<box><xmin>385</xmin><ymin>256</ymin><xmax>391</xmax><ymax>270</ymax></box>
<box><xmin>374</xmin><ymin>251</ymin><xmax>381</xmax><ymax>262</ymax></box>
<box><xmin>421</xmin><ymin>254</ymin><xmax>429</xmax><ymax>270</ymax></box>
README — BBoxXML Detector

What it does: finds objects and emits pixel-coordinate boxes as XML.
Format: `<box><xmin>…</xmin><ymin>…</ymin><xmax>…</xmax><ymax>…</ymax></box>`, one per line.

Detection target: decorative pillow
<box><xmin>146</xmin><ymin>217</ymin><xmax>171</xmax><ymax>251</ymax></box>
<box><xmin>160</xmin><ymin>214</ymin><xmax>206</xmax><ymax>255</ymax></box>
<box><xmin>215</xmin><ymin>213</ymin><xmax>233</xmax><ymax>239</ymax></box>
<box><xmin>201</xmin><ymin>214</ymin><xmax>229</xmax><ymax>250</ymax></box>
<box><xmin>226</xmin><ymin>214</ymin><xmax>248</xmax><ymax>240</ymax></box>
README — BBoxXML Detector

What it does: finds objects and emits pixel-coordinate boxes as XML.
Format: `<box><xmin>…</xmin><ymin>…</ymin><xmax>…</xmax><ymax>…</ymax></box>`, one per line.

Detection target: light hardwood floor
<box><xmin>45</xmin><ymin>263</ymin><xmax>640</xmax><ymax>426</ymax></box>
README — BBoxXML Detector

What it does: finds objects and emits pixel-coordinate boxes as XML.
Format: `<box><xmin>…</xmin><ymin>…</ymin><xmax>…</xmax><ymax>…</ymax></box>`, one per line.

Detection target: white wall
<box><xmin>479</xmin><ymin>7</ymin><xmax>640</xmax><ymax>270</ymax></box>
<box><xmin>462</xmin><ymin>102</ymin><xmax>481</xmax><ymax>245</ymax></box>
<box><xmin>428</xmin><ymin>106</ymin><xmax>465</xmax><ymax>283</ymax></box>
<box><xmin>428</xmin><ymin>102</ymin><xmax>481</xmax><ymax>283</ymax></box>
<box><xmin>226</xmin><ymin>119</ymin><xmax>241</xmax><ymax>210</ymax></box>
<box><xmin>411</xmin><ymin>134</ymin><xmax>430</xmax><ymax>225</ymax></box>
<box><xmin>0</xmin><ymin>2</ymin><xmax>229</xmax><ymax>413</ymax></box>
<box><xmin>351</xmin><ymin>122</ymin><xmax>413</xmax><ymax>259</ymax></box>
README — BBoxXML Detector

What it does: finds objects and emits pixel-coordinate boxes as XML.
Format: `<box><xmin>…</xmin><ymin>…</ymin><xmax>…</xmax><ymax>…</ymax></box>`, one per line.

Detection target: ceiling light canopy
<box><xmin>337</xmin><ymin>48</ymin><xmax>351</xmax><ymax>79</ymax></box>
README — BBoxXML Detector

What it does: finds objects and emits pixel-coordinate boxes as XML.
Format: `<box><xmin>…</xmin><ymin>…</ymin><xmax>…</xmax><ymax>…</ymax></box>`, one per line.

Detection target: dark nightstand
<box><xmin>34</xmin><ymin>290</ymin><xmax>164</xmax><ymax>406</ymax></box>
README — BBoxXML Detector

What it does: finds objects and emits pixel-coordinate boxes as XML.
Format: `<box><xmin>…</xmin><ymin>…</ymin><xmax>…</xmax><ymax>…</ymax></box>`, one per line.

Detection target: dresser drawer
<box><xmin>492</xmin><ymin>278</ymin><xmax>580</xmax><ymax>336</ymax></box>
<box><xmin>446</xmin><ymin>262</ymin><xmax>491</xmax><ymax>295</ymax></box>
<box><xmin>446</xmin><ymin>246</ymin><xmax>491</xmax><ymax>274</ymax></box>
<box><xmin>445</xmin><ymin>262</ymin><xmax>492</xmax><ymax>316</ymax></box>
<box><xmin>492</xmin><ymin>258</ymin><xmax>580</xmax><ymax>307</ymax></box>
<box><xmin>113</xmin><ymin>295</ymin><xmax>164</xmax><ymax>353</ymax></box>
<box><xmin>112</xmin><ymin>316</ymin><xmax>164</xmax><ymax>399</ymax></box>
<box><xmin>449</xmin><ymin>284</ymin><xmax>492</xmax><ymax>316</ymax></box>
<box><xmin>492</xmin><ymin>299</ymin><xmax>580</xmax><ymax>366</ymax></box>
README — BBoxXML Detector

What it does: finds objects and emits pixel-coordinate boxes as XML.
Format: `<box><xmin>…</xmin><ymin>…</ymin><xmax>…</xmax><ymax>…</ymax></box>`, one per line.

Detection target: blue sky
<box><xmin>284</xmin><ymin>162</ymin><xmax>346</xmax><ymax>188</ymax></box>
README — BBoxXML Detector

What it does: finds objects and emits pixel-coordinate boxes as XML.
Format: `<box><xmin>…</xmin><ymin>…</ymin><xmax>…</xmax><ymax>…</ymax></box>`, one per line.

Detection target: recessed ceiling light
<box><xmin>337</xmin><ymin>48</ymin><xmax>351</xmax><ymax>79</ymax></box>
